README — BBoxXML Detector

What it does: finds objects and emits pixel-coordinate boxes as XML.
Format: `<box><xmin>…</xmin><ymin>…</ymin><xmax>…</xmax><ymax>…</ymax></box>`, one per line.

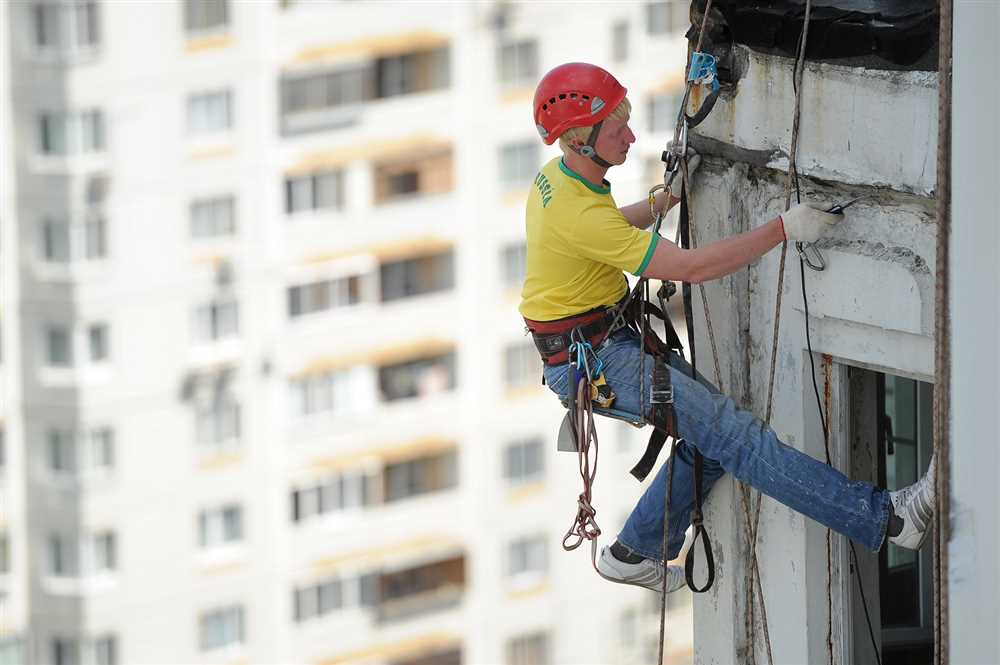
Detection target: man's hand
<box><xmin>779</xmin><ymin>203</ymin><xmax>843</xmax><ymax>243</ymax></box>
<box><xmin>664</xmin><ymin>143</ymin><xmax>701</xmax><ymax>196</ymax></box>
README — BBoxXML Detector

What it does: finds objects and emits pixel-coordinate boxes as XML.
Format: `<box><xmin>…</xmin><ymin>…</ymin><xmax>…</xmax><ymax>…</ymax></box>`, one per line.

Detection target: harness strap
<box><xmin>580</xmin><ymin>120</ymin><xmax>615</xmax><ymax>169</ymax></box>
<box><xmin>685</xmin><ymin>449</ymin><xmax>716</xmax><ymax>592</ymax></box>
<box><xmin>678</xmin><ymin>179</ymin><xmax>717</xmax><ymax>593</ymax></box>
<box><xmin>631</xmin><ymin>358</ymin><xmax>676</xmax><ymax>481</ymax></box>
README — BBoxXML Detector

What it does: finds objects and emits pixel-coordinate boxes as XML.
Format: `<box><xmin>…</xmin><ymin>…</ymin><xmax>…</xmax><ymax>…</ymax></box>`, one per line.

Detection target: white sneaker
<box><xmin>597</xmin><ymin>545</ymin><xmax>687</xmax><ymax>593</ymax></box>
<box><xmin>889</xmin><ymin>455</ymin><xmax>937</xmax><ymax>550</ymax></box>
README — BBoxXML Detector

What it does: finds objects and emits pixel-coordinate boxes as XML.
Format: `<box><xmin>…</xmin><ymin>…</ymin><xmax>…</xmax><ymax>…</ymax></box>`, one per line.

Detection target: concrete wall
<box><xmin>949</xmin><ymin>2</ymin><xmax>1000</xmax><ymax>664</ymax></box>
<box><xmin>685</xmin><ymin>46</ymin><xmax>938</xmax><ymax>664</ymax></box>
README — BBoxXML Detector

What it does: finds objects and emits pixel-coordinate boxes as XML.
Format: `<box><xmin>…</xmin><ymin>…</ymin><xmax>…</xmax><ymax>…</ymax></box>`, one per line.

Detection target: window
<box><xmin>507</xmin><ymin>535</ymin><xmax>547</xmax><ymax>577</ymax></box>
<box><xmin>199</xmin><ymin>505</ymin><xmax>243</xmax><ymax>548</ymax></box>
<box><xmin>503</xmin><ymin>438</ymin><xmax>544</xmax><ymax>485</ymax></box>
<box><xmin>848</xmin><ymin>368</ymin><xmax>936</xmax><ymax>664</ymax></box>
<box><xmin>284</xmin><ymin>170</ymin><xmax>344</xmax><ymax>214</ymax></box>
<box><xmin>293</xmin><ymin>578</ymin><xmax>343</xmax><ymax>622</ymax></box>
<box><xmin>501</xmin><ymin>242</ymin><xmax>527</xmax><ymax>287</ymax></box>
<box><xmin>374</xmin><ymin>150</ymin><xmax>453</xmax><ymax>204</ymax></box>
<box><xmin>379</xmin><ymin>556</ymin><xmax>465</xmax><ymax>607</ymax></box>
<box><xmin>498</xmin><ymin>39</ymin><xmax>538</xmax><ymax>87</ymax></box>
<box><xmin>49</xmin><ymin>534</ymin><xmax>77</xmax><ymax>576</ymax></box>
<box><xmin>191</xmin><ymin>196</ymin><xmax>236</xmax><ymax>238</ymax></box>
<box><xmin>48</xmin><ymin>430</ymin><xmax>76</xmax><ymax>473</ymax></box>
<box><xmin>391</xmin><ymin>648</ymin><xmax>462</xmax><ymax>665</ymax></box>
<box><xmin>193</xmin><ymin>299</ymin><xmax>239</xmax><ymax>342</ymax></box>
<box><xmin>289</xmin><ymin>370</ymin><xmax>348</xmax><ymax>417</ymax></box>
<box><xmin>499</xmin><ymin>141</ymin><xmax>539</xmax><ymax>188</ymax></box>
<box><xmin>46</xmin><ymin>326</ymin><xmax>72</xmax><ymax>366</ymax></box>
<box><xmin>291</xmin><ymin>473</ymin><xmax>369</xmax><ymax>523</ymax></box>
<box><xmin>0</xmin><ymin>532</ymin><xmax>9</xmax><ymax>574</ymax></box>
<box><xmin>646</xmin><ymin>1</ymin><xmax>690</xmax><ymax>35</ymax></box>
<box><xmin>378</xmin><ymin>351</ymin><xmax>456</xmax><ymax>402</ymax></box>
<box><xmin>88</xmin><ymin>323</ymin><xmax>108</xmax><ymax>362</ymax></box>
<box><xmin>380</xmin><ymin>250</ymin><xmax>454</xmax><ymax>302</ymax></box>
<box><xmin>51</xmin><ymin>639</ymin><xmax>80</xmax><ymax>665</ymax></box>
<box><xmin>612</xmin><ymin>21</ymin><xmax>629</xmax><ymax>63</ymax></box>
<box><xmin>47</xmin><ymin>428</ymin><xmax>113</xmax><ymax>475</ymax></box>
<box><xmin>199</xmin><ymin>605</ymin><xmax>244</xmax><ymax>652</ymax></box>
<box><xmin>375</xmin><ymin>47</ymin><xmax>450</xmax><ymax>98</ymax></box>
<box><xmin>878</xmin><ymin>373</ymin><xmax>935</xmax><ymax>661</ymax></box>
<box><xmin>287</xmin><ymin>275</ymin><xmax>361</xmax><ymax>318</ymax></box>
<box><xmin>184</xmin><ymin>0</ymin><xmax>228</xmax><ymax>33</ymax></box>
<box><xmin>92</xmin><ymin>531</ymin><xmax>116</xmax><ymax>572</ymax></box>
<box><xmin>195</xmin><ymin>399</ymin><xmax>241</xmax><ymax>449</ymax></box>
<box><xmin>84</xmin><ymin>215</ymin><xmax>106</xmax><ymax>259</ymax></box>
<box><xmin>33</xmin><ymin>1</ymin><xmax>100</xmax><ymax>54</ymax></box>
<box><xmin>42</xmin><ymin>220</ymin><xmax>70</xmax><ymax>262</ymax></box>
<box><xmin>503</xmin><ymin>341</ymin><xmax>541</xmax><ymax>389</ymax></box>
<box><xmin>279</xmin><ymin>67</ymin><xmax>368</xmax><ymax>135</ymax></box>
<box><xmin>383</xmin><ymin>449</ymin><xmax>458</xmax><ymax>503</ymax></box>
<box><xmin>89</xmin><ymin>428</ymin><xmax>114</xmax><ymax>471</ymax></box>
<box><xmin>648</xmin><ymin>92</ymin><xmax>680</xmax><ymax>133</ymax></box>
<box><xmin>187</xmin><ymin>90</ymin><xmax>232</xmax><ymax>135</ymax></box>
<box><xmin>38</xmin><ymin>110</ymin><xmax>104</xmax><ymax>155</ymax></box>
<box><xmin>40</xmin><ymin>216</ymin><xmax>106</xmax><ymax>263</ymax></box>
<box><xmin>94</xmin><ymin>635</ymin><xmax>117</xmax><ymax>665</ymax></box>
<box><xmin>506</xmin><ymin>632</ymin><xmax>550</xmax><ymax>665</ymax></box>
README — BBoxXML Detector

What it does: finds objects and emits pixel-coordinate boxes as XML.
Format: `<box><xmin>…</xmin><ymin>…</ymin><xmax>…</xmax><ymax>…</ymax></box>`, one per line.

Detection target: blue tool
<box><xmin>687</xmin><ymin>51</ymin><xmax>721</xmax><ymax>93</ymax></box>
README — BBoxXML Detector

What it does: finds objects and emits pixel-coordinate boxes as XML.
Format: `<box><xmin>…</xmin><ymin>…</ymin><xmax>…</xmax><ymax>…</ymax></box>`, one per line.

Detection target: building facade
<box><xmin>0</xmin><ymin>2</ymin><xmax>700</xmax><ymax>664</ymax></box>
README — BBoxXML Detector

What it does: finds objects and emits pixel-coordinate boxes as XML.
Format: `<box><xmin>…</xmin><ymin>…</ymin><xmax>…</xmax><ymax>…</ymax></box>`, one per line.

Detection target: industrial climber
<box><xmin>519</xmin><ymin>62</ymin><xmax>937</xmax><ymax>592</ymax></box>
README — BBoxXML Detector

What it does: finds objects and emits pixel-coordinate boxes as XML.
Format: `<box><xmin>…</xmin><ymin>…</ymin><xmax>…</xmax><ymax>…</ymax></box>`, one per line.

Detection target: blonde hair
<box><xmin>559</xmin><ymin>97</ymin><xmax>632</xmax><ymax>152</ymax></box>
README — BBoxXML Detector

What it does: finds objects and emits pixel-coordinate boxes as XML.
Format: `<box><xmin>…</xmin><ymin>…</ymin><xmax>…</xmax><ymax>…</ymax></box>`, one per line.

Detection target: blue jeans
<box><xmin>543</xmin><ymin>327</ymin><xmax>891</xmax><ymax>560</ymax></box>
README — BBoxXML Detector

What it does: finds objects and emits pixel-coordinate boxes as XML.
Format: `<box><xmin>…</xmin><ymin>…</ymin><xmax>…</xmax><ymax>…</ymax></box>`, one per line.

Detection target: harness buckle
<box><xmin>650</xmin><ymin>384</ymin><xmax>674</xmax><ymax>405</ymax></box>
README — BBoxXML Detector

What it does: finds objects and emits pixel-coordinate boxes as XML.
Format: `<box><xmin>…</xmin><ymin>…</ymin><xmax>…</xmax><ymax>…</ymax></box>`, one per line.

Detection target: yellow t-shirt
<box><xmin>519</xmin><ymin>157</ymin><xmax>659</xmax><ymax>321</ymax></box>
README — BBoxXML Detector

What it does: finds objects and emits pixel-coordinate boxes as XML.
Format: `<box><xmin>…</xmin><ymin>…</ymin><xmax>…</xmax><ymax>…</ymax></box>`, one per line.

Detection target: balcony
<box><xmin>373</xmin><ymin>555</ymin><xmax>465</xmax><ymax>625</ymax></box>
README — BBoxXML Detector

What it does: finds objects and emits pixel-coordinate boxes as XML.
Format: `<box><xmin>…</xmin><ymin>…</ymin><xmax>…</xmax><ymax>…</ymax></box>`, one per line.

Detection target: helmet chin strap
<box><xmin>578</xmin><ymin>120</ymin><xmax>615</xmax><ymax>169</ymax></box>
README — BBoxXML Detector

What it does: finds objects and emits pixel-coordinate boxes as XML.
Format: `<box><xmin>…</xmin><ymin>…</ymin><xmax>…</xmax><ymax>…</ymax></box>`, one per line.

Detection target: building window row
<box><xmin>290</xmin><ymin>448</ymin><xmax>457</xmax><ymax>524</ymax></box>
<box><xmin>279</xmin><ymin>45</ymin><xmax>450</xmax><ymax>135</ymax></box>
<box><xmin>285</xmin><ymin>249</ymin><xmax>454</xmax><ymax>321</ymax></box>
<box><xmin>294</xmin><ymin>554</ymin><xmax>466</xmax><ymax>626</ymax></box>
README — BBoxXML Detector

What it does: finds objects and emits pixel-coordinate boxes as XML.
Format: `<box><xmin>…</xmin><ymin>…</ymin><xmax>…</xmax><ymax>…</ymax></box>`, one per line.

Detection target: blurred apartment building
<box><xmin>0</xmin><ymin>2</ymin><xmax>694</xmax><ymax>664</ymax></box>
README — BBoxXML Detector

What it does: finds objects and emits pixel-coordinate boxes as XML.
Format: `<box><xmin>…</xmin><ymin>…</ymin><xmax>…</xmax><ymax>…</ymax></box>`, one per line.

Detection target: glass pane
<box><xmin>314</xmin><ymin>171</ymin><xmax>341</xmax><ymax>210</ymax></box>
<box><xmin>43</xmin><ymin>221</ymin><xmax>70</xmax><ymax>262</ymax></box>
<box><xmin>879</xmin><ymin>373</ymin><xmax>934</xmax><ymax>634</ymax></box>
<box><xmin>88</xmin><ymin>324</ymin><xmax>108</xmax><ymax>361</ymax></box>
<box><xmin>47</xmin><ymin>327</ymin><xmax>72</xmax><ymax>366</ymax></box>
<box><xmin>84</xmin><ymin>216</ymin><xmax>106</xmax><ymax>259</ymax></box>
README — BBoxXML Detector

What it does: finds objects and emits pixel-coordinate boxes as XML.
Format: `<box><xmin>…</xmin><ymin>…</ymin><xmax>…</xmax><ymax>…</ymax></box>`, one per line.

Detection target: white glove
<box><xmin>664</xmin><ymin>143</ymin><xmax>701</xmax><ymax>194</ymax></box>
<box><xmin>780</xmin><ymin>202</ymin><xmax>842</xmax><ymax>243</ymax></box>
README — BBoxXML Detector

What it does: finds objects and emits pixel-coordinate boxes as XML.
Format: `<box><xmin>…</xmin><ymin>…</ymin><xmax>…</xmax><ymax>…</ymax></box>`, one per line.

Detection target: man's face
<box><xmin>595</xmin><ymin>116</ymin><xmax>636</xmax><ymax>165</ymax></box>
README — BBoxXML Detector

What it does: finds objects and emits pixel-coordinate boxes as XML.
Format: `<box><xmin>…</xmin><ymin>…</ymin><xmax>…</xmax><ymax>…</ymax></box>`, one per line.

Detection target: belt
<box><xmin>524</xmin><ymin>305</ymin><xmax>622</xmax><ymax>366</ymax></box>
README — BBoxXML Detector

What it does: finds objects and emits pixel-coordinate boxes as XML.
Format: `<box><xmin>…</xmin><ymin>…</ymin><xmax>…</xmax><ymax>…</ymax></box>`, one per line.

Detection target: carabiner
<box><xmin>796</xmin><ymin>241</ymin><xmax>826</xmax><ymax>271</ymax></box>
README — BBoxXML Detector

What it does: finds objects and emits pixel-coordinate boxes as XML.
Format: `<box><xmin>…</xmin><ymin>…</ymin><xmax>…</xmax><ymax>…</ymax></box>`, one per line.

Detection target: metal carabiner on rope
<box><xmin>662</xmin><ymin>121</ymin><xmax>688</xmax><ymax>196</ymax></box>
<box><xmin>796</xmin><ymin>241</ymin><xmax>826</xmax><ymax>271</ymax></box>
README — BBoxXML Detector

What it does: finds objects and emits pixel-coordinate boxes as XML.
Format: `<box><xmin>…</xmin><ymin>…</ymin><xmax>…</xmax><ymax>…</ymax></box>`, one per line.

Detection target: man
<box><xmin>520</xmin><ymin>62</ymin><xmax>936</xmax><ymax>593</ymax></box>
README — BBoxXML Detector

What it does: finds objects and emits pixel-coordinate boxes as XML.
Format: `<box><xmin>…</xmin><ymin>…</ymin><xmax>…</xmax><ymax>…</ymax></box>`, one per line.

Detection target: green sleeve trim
<box><xmin>633</xmin><ymin>233</ymin><xmax>659</xmax><ymax>276</ymax></box>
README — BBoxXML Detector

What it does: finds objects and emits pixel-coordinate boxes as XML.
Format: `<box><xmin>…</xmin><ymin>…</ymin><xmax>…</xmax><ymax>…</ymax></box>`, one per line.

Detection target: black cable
<box><xmin>797</xmin><ymin>174</ymin><xmax>883</xmax><ymax>665</ymax></box>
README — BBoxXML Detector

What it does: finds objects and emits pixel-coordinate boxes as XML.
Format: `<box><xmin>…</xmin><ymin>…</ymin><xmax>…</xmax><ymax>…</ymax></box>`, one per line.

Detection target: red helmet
<box><xmin>533</xmin><ymin>62</ymin><xmax>628</xmax><ymax>145</ymax></box>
